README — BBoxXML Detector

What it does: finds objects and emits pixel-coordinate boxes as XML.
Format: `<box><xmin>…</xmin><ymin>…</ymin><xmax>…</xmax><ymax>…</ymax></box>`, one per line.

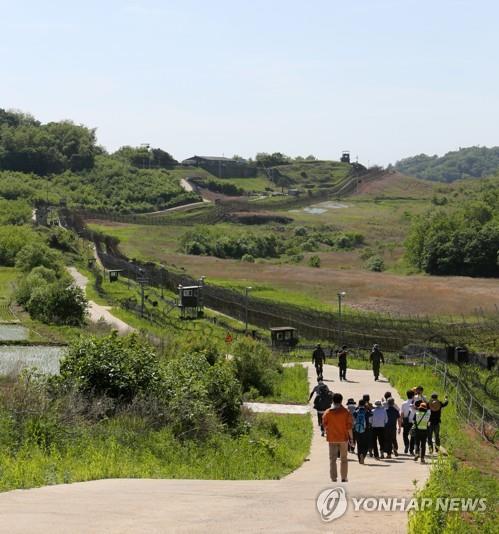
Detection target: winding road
<box><xmin>0</xmin><ymin>363</ymin><xmax>429</xmax><ymax>533</ymax></box>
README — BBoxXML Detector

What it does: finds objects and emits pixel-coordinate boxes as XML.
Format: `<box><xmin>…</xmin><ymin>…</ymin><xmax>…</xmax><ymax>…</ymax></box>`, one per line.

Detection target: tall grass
<box><xmin>0</xmin><ymin>413</ymin><xmax>311</xmax><ymax>492</ymax></box>
<box><xmin>384</xmin><ymin>364</ymin><xmax>498</xmax><ymax>533</ymax></box>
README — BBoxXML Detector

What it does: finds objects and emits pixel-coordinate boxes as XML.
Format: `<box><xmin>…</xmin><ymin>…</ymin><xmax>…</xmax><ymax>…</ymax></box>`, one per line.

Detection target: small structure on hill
<box><xmin>181</xmin><ymin>155</ymin><xmax>257</xmax><ymax>178</ymax></box>
<box><xmin>108</xmin><ymin>269</ymin><xmax>123</xmax><ymax>282</ymax></box>
<box><xmin>178</xmin><ymin>284</ymin><xmax>204</xmax><ymax>318</ymax></box>
<box><xmin>341</xmin><ymin>151</ymin><xmax>351</xmax><ymax>164</ymax></box>
<box><xmin>270</xmin><ymin>327</ymin><xmax>298</xmax><ymax>349</ymax></box>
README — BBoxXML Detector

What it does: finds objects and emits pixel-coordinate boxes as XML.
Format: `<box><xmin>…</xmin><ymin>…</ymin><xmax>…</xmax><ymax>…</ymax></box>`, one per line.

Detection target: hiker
<box><xmin>400</xmin><ymin>389</ymin><xmax>416</xmax><ymax>454</ymax></box>
<box><xmin>362</xmin><ymin>393</ymin><xmax>374</xmax><ymax>457</ymax></box>
<box><xmin>369</xmin><ymin>344</ymin><xmax>385</xmax><ymax>381</ymax></box>
<box><xmin>312</xmin><ymin>344</ymin><xmax>326</xmax><ymax>381</ymax></box>
<box><xmin>412</xmin><ymin>400</ymin><xmax>431</xmax><ymax>463</ymax></box>
<box><xmin>346</xmin><ymin>398</ymin><xmax>357</xmax><ymax>452</ymax></box>
<box><xmin>384</xmin><ymin>398</ymin><xmax>400</xmax><ymax>458</ymax></box>
<box><xmin>382</xmin><ymin>391</ymin><xmax>399</xmax><ymax>410</ymax></box>
<box><xmin>311</xmin><ymin>382</ymin><xmax>333</xmax><ymax>437</ymax></box>
<box><xmin>338</xmin><ymin>345</ymin><xmax>348</xmax><ymax>381</ymax></box>
<box><xmin>371</xmin><ymin>400</ymin><xmax>388</xmax><ymax>459</ymax></box>
<box><xmin>308</xmin><ymin>379</ymin><xmax>328</xmax><ymax>401</ymax></box>
<box><xmin>322</xmin><ymin>393</ymin><xmax>353</xmax><ymax>482</ymax></box>
<box><xmin>414</xmin><ymin>385</ymin><xmax>427</xmax><ymax>403</ymax></box>
<box><xmin>427</xmin><ymin>392</ymin><xmax>448</xmax><ymax>453</ymax></box>
<box><xmin>353</xmin><ymin>399</ymin><xmax>370</xmax><ymax>464</ymax></box>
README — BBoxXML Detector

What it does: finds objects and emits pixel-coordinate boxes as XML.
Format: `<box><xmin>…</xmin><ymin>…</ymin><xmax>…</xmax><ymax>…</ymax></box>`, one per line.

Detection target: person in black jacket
<box><xmin>312</xmin><ymin>344</ymin><xmax>326</xmax><ymax>380</ymax></box>
<box><xmin>338</xmin><ymin>345</ymin><xmax>348</xmax><ymax>381</ymax></box>
<box><xmin>369</xmin><ymin>344</ymin><xmax>385</xmax><ymax>381</ymax></box>
<box><xmin>427</xmin><ymin>392</ymin><xmax>448</xmax><ymax>453</ymax></box>
<box><xmin>312</xmin><ymin>386</ymin><xmax>333</xmax><ymax>437</ymax></box>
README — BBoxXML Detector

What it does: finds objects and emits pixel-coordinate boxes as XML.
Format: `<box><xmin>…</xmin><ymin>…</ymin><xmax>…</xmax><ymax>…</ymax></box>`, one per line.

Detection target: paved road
<box><xmin>68</xmin><ymin>267</ymin><xmax>135</xmax><ymax>334</ymax></box>
<box><xmin>0</xmin><ymin>363</ymin><xmax>429</xmax><ymax>533</ymax></box>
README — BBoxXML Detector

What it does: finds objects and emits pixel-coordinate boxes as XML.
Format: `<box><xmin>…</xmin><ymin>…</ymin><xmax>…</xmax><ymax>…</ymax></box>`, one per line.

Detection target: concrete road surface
<box><xmin>0</xmin><ymin>363</ymin><xmax>429</xmax><ymax>533</ymax></box>
<box><xmin>68</xmin><ymin>267</ymin><xmax>135</xmax><ymax>334</ymax></box>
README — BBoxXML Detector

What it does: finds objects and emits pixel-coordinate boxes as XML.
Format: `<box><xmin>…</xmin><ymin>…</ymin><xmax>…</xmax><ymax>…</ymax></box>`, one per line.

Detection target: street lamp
<box><xmin>245</xmin><ymin>286</ymin><xmax>252</xmax><ymax>332</ymax></box>
<box><xmin>337</xmin><ymin>291</ymin><xmax>346</xmax><ymax>346</ymax></box>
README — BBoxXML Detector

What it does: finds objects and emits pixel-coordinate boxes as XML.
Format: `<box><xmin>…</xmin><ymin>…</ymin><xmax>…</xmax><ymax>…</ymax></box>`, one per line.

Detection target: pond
<box><xmin>296</xmin><ymin>201</ymin><xmax>351</xmax><ymax>215</ymax></box>
<box><xmin>0</xmin><ymin>324</ymin><xmax>29</xmax><ymax>341</ymax></box>
<box><xmin>0</xmin><ymin>345</ymin><xmax>65</xmax><ymax>376</ymax></box>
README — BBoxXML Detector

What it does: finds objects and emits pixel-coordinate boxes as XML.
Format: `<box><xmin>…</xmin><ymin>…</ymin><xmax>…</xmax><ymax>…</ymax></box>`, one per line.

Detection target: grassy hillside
<box><xmin>394</xmin><ymin>146</ymin><xmax>499</xmax><ymax>182</ymax></box>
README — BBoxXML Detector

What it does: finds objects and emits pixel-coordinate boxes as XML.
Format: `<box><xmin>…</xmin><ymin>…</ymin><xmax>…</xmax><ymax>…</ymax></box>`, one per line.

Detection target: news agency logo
<box><xmin>316</xmin><ymin>487</ymin><xmax>488</xmax><ymax>522</ymax></box>
<box><xmin>316</xmin><ymin>487</ymin><xmax>348</xmax><ymax>522</ymax></box>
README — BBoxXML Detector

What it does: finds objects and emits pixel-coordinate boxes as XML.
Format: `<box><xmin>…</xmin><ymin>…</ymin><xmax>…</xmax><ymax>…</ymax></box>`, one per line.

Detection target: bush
<box><xmin>0</xmin><ymin>225</ymin><xmax>41</xmax><ymax>266</ymax></box>
<box><xmin>27</xmin><ymin>282</ymin><xmax>87</xmax><ymax>326</ymax></box>
<box><xmin>308</xmin><ymin>255</ymin><xmax>321</xmax><ymax>268</ymax></box>
<box><xmin>366</xmin><ymin>255</ymin><xmax>385</xmax><ymax>272</ymax></box>
<box><xmin>16</xmin><ymin>266</ymin><xmax>58</xmax><ymax>305</ymax></box>
<box><xmin>232</xmin><ymin>338</ymin><xmax>281</xmax><ymax>397</ymax></box>
<box><xmin>15</xmin><ymin>242</ymin><xmax>63</xmax><ymax>274</ymax></box>
<box><xmin>241</xmin><ymin>254</ymin><xmax>255</xmax><ymax>263</ymax></box>
<box><xmin>60</xmin><ymin>333</ymin><xmax>160</xmax><ymax>402</ymax></box>
<box><xmin>294</xmin><ymin>226</ymin><xmax>308</xmax><ymax>237</ymax></box>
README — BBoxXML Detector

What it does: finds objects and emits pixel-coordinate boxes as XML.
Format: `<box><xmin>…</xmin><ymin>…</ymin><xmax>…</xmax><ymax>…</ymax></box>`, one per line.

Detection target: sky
<box><xmin>1</xmin><ymin>0</ymin><xmax>498</xmax><ymax>165</ymax></box>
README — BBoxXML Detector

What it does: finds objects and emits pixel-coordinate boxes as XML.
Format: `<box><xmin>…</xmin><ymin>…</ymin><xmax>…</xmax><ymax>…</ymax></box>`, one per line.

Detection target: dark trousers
<box><xmin>355</xmin><ymin>431</ymin><xmax>369</xmax><ymax>459</ymax></box>
<box><xmin>317</xmin><ymin>411</ymin><xmax>324</xmax><ymax>432</ymax></box>
<box><xmin>385</xmin><ymin>426</ymin><xmax>398</xmax><ymax>455</ymax></box>
<box><xmin>402</xmin><ymin>419</ymin><xmax>414</xmax><ymax>453</ymax></box>
<box><xmin>372</xmin><ymin>427</ymin><xmax>385</xmax><ymax>457</ymax></box>
<box><xmin>315</xmin><ymin>363</ymin><xmax>323</xmax><ymax>380</ymax></box>
<box><xmin>428</xmin><ymin>422</ymin><xmax>441</xmax><ymax>447</ymax></box>
<box><xmin>373</xmin><ymin>364</ymin><xmax>380</xmax><ymax>380</ymax></box>
<box><xmin>415</xmin><ymin>429</ymin><xmax>428</xmax><ymax>459</ymax></box>
<box><xmin>339</xmin><ymin>364</ymin><xmax>347</xmax><ymax>380</ymax></box>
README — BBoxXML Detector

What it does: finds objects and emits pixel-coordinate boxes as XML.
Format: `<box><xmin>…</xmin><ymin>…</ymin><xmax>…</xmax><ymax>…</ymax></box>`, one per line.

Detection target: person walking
<box><xmin>312</xmin><ymin>383</ymin><xmax>333</xmax><ymax>437</ymax></box>
<box><xmin>346</xmin><ymin>398</ymin><xmax>357</xmax><ymax>452</ymax></box>
<box><xmin>353</xmin><ymin>399</ymin><xmax>370</xmax><ymax>464</ymax></box>
<box><xmin>371</xmin><ymin>400</ymin><xmax>388</xmax><ymax>459</ymax></box>
<box><xmin>362</xmin><ymin>394</ymin><xmax>374</xmax><ymax>457</ymax></box>
<box><xmin>312</xmin><ymin>344</ymin><xmax>326</xmax><ymax>381</ymax></box>
<box><xmin>338</xmin><ymin>345</ymin><xmax>348</xmax><ymax>381</ymax></box>
<box><xmin>427</xmin><ymin>392</ymin><xmax>448</xmax><ymax>453</ymax></box>
<box><xmin>322</xmin><ymin>393</ymin><xmax>353</xmax><ymax>482</ymax></box>
<box><xmin>400</xmin><ymin>390</ymin><xmax>416</xmax><ymax>454</ymax></box>
<box><xmin>412</xmin><ymin>400</ymin><xmax>431</xmax><ymax>464</ymax></box>
<box><xmin>384</xmin><ymin>398</ymin><xmax>400</xmax><ymax>458</ymax></box>
<box><xmin>369</xmin><ymin>344</ymin><xmax>385</xmax><ymax>381</ymax></box>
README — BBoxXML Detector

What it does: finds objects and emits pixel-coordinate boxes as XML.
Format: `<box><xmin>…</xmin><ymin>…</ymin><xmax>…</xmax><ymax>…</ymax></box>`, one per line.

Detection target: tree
<box><xmin>15</xmin><ymin>242</ymin><xmax>63</xmax><ymax>273</ymax></box>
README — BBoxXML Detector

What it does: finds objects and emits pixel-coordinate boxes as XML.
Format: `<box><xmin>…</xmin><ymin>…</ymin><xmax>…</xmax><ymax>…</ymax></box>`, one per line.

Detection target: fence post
<box><xmin>480</xmin><ymin>406</ymin><xmax>485</xmax><ymax>437</ymax></box>
<box><xmin>468</xmin><ymin>394</ymin><xmax>473</xmax><ymax>423</ymax></box>
<box><xmin>443</xmin><ymin>366</ymin><xmax>447</xmax><ymax>389</ymax></box>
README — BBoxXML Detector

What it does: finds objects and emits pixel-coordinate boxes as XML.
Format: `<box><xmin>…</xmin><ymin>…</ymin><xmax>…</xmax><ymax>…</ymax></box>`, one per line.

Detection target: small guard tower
<box><xmin>178</xmin><ymin>284</ymin><xmax>204</xmax><ymax>318</ymax></box>
<box><xmin>341</xmin><ymin>151</ymin><xmax>350</xmax><ymax>164</ymax></box>
<box><xmin>270</xmin><ymin>327</ymin><xmax>298</xmax><ymax>349</ymax></box>
<box><xmin>108</xmin><ymin>269</ymin><xmax>123</xmax><ymax>282</ymax></box>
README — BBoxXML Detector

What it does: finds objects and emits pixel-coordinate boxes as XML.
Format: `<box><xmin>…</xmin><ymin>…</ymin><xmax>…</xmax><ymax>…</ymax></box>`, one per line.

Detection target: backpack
<box><xmin>354</xmin><ymin>409</ymin><xmax>367</xmax><ymax>434</ymax></box>
<box><xmin>314</xmin><ymin>389</ymin><xmax>332</xmax><ymax>411</ymax></box>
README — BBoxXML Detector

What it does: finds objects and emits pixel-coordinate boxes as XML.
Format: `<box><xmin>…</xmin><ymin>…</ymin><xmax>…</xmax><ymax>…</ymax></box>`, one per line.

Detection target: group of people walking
<box><xmin>310</xmin><ymin>345</ymin><xmax>448</xmax><ymax>483</ymax></box>
<box><xmin>312</xmin><ymin>343</ymin><xmax>385</xmax><ymax>383</ymax></box>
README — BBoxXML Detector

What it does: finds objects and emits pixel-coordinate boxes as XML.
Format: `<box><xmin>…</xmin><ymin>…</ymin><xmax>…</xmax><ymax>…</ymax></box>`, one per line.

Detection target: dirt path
<box><xmin>0</xmin><ymin>363</ymin><xmax>429</xmax><ymax>533</ymax></box>
<box><xmin>68</xmin><ymin>267</ymin><xmax>135</xmax><ymax>334</ymax></box>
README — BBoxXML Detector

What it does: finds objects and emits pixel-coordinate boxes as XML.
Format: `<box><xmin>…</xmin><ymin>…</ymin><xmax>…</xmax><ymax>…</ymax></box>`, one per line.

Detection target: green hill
<box><xmin>0</xmin><ymin>109</ymin><xmax>198</xmax><ymax>213</ymax></box>
<box><xmin>394</xmin><ymin>146</ymin><xmax>499</xmax><ymax>182</ymax></box>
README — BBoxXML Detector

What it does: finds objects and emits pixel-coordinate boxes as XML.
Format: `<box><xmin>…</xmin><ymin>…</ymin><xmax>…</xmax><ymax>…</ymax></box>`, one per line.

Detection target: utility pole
<box><xmin>245</xmin><ymin>286</ymin><xmax>252</xmax><ymax>332</ymax></box>
<box><xmin>337</xmin><ymin>291</ymin><xmax>346</xmax><ymax>346</ymax></box>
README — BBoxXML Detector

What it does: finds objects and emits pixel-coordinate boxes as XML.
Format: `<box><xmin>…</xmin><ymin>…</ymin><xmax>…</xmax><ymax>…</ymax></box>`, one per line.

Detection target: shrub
<box><xmin>366</xmin><ymin>255</ymin><xmax>385</xmax><ymax>272</ymax></box>
<box><xmin>232</xmin><ymin>338</ymin><xmax>281</xmax><ymax>397</ymax></box>
<box><xmin>16</xmin><ymin>266</ymin><xmax>58</xmax><ymax>305</ymax></box>
<box><xmin>0</xmin><ymin>225</ymin><xmax>41</xmax><ymax>266</ymax></box>
<box><xmin>60</xmin><ymin>333</ymin><xmax>161</xmax><ymax>402</ymax></box>
<box><xmin>15</xmin><ymin>242</ymin><xmax>63</xmax><ymax>274</ymax></box>
<box><xmin>294</xmin><ymin>226</ymin><xmax>308</xmax><ymax>236</ymax></box>
<box><xmin>241</xmin><ymin>253</ymin><xmax>255</xmax><ymax>263</ymax></box>
<box><xmin>308</xmin><ymin>255</ymin><xmax>321</xmax><ymax>268</ymax></box>
<box><xmin>27</xmin><ymin>282</ymin><xmax>87</xmax><ymax>325</ymax></box>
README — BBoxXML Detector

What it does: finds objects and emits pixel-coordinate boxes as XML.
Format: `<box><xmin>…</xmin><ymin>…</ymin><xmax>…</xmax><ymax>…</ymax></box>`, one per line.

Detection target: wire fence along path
<box><xmin>418</xmin><ymin>351</ymin><xmax>498</xmax><ymax>445</ymax></box>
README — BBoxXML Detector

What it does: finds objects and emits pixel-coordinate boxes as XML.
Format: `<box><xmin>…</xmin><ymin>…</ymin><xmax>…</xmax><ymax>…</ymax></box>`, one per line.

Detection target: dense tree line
<box><xmin>406</xmin><ymin>177</ymin><xmax>499</xmax><ymax>277</ymax></box>
<box><xmin>394</xmin><ymin>146</ymin><xmax>499</xmax><ymax>182</ymax></box>
<box><xmin>0</xmin><ymin>109</ymin><xmax>193</xmax><ymax>213</ymax></box>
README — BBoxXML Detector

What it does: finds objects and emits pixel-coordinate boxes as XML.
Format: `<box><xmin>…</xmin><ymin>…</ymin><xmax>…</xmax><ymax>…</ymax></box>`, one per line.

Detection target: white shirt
<box><xmin>401</xmin><ymin>399</ymin><xmax>415</xmax><ymax>419</ymax></box>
